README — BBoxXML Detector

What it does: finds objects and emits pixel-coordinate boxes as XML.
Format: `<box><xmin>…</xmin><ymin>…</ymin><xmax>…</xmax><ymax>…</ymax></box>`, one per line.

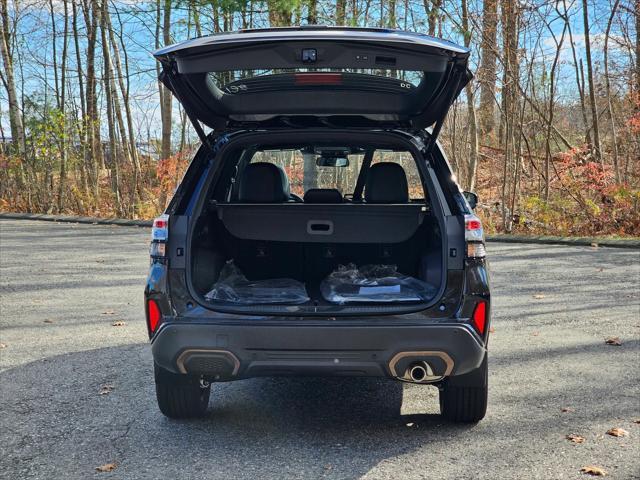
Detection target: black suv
<box><xmin>147</xmin><ymin>26</ymin><xmax>490</xmax><ymax>423</ymax></box>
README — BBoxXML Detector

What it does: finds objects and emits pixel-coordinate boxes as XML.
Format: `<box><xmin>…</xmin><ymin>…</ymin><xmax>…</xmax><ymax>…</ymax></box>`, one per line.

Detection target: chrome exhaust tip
<box><xmin>404</xmin><ymin>361</ymin><xmax>443</xmax><ymax>383</ymax></box>
<box><xmin>388</xmin><ymin>351</ymin><xmax>454</xmax><ymax>384</ymax></box>
<box><xmin>409</xmin><ymin>363</ymin><xmax>428</xmax><ymax>382</ymax></box>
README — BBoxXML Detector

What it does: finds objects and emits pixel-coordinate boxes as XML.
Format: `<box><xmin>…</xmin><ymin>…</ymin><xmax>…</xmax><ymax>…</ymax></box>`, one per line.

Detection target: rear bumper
<box><xmin>151</xmin><ymin>322</ymin><xmax>486</xmax><ymax>381</ymax></box>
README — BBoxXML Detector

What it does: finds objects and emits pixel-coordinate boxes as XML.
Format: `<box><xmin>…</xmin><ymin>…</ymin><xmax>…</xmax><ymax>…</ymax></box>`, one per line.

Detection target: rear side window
<box><xmin>249</xmin><ymin>148</ymin><xmax>425</xmax><ymax>200</ymax></box>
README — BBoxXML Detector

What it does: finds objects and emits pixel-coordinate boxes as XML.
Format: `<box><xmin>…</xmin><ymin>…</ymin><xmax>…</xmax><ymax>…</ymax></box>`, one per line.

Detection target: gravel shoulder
<box><xmin>1</xmin><ymin>219</ymin><xmax>639</xmax><ymax>480</ymax></box>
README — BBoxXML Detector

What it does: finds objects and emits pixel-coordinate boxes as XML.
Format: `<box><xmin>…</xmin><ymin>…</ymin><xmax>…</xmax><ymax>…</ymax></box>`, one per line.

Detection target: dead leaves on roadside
<box><xmin>606</xmin><ymin>427</ymin><xmax>629</xmax><ymax>437</ymax></box>
<box><xmin>566</xmin><ymin>433</ymin><xmax>585</xmax><ymax>444</ymax></box>
<box><xmin>111</xmin><ymin>320</ymin><xmax>126</xmax><ymax>327</ymax></box>
<box><xmin>0</xmin><ymin>343</ymin><xmax>6</xmax><ymax>349</ymax></box>
<box><xmin>98</xmin><ymin>384</ymin><xmax>114</xmax><ymax>396</ymax></box>
<box><xmin>561</xmin><ymin>407</ymin><xmax>574</xmax><ymax>413</ymax></box>
<box><xmin>101</xmin><ymin>309</ymin><xmax>116</xmax><ymax>315</ymax></box>
<box><xmin>604</xmin><ymin>336</ymin><xmax>622</xmax><ymax>346</ymax></box>
<box><xmin>95</xmin><ymin>462</ymin><xmax>117</xmax><ymax>473</ymax></box>
<box><xmin>532</xmin><ymin>294</ymin><xmax>546</xmax><ymax>299</ymax></box>
<box><xmin>580</xmin><ymin>465</ymin><xmax>607</xmax><ymax>476</ymax></box>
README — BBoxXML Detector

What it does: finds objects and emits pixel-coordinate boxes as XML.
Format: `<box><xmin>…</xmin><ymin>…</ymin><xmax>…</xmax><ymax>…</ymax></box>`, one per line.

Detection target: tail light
<box><xmin>150</xmin><ymin>214</ymin><xmax>169</xmax><ymax>258</ymax></box>
<box><xmin>465</xmin><ymin>214</ymin><xmax>486</xmax><ymax>258</ymax></box>
<box><xmin>146</xmin><ymin>299</ymin><xmax>162</xmax><ymax>335</ymax></box>
<box><xmin>471</xmin><ymin>301</ymin><xmax>487</xmax><ymax>335</ymax></box>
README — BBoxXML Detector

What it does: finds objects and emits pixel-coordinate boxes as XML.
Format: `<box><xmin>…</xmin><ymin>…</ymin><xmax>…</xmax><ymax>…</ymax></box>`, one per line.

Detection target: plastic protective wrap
<box><xmin>205</xmin><ymin>260</ymin><xmax>310</xmax><ymax>304</ymax></box>
<box><xmin>320</xmin><ymin>264</ymin><xmax>437</xmax><ymax>304</ymax></box>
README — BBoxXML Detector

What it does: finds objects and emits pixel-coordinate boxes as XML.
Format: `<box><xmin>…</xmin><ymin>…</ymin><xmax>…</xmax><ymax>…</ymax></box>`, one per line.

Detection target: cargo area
<box><xmin>190</xmin><ymin>207</ymin><xmax>443</xmax><ymax>307</ymax></box>
<box><xmin>184</xmin><ymin>131</ymin><xmax>447</xmax><ymax>312</ymax></box>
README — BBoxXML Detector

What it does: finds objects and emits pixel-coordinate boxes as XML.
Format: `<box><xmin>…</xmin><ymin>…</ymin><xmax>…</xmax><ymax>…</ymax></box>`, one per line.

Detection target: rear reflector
<box><xmin>147</xmin><ymin>299</ymin><xmax>162</xmax><ymax>335</ymax></box>
<box><xmin>471</xmin><ymin>302</ymin><xmax>487</xmax><ymax>335</ymax></box>
<box><xmin>294</xmin><ymin>73</ymin><xmax>342</xmax><ymax>85</ymax></box>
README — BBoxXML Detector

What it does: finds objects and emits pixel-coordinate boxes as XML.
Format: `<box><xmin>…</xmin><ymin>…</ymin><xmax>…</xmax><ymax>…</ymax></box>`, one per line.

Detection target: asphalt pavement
<box><xmin>0</xmin><ymin>219</ymin><xmax>638</xmax><ymax>480</ymax></box>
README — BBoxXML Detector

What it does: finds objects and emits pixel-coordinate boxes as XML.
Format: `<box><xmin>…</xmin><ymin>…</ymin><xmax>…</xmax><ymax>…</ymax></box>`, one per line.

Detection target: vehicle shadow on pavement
<box><xmin>0</xmin><ymin>343</ymin><xmax>480</xmax><ymax>480</ymax></box>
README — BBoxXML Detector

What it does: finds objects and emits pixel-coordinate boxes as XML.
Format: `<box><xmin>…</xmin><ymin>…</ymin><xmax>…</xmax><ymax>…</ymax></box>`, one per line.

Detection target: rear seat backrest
<box><xmin>303</xmin><ymin>188</ymin><xmax>343</xmax><ymax>203</ymax></box>
<box><xmin>364</xmin><ymin>162</ymin><xmax>409</xmax><ymax>203</ymax></box>
<box><xmin>238</xmin><ymin>162</ymin><xmax>290</xmax><ymax>203</ymax></box>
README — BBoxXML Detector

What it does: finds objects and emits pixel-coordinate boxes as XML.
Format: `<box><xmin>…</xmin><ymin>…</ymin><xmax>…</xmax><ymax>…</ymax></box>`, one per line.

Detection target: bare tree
<box><xmin>0</xmin><ymin>0</ymin><xmax>25</xmax><ymax>154</ymax></box>
<box><xmin>477</xmin><ymin>0</ymin><xmax>498</xmax><ymax>136</ymax></box>
<box><xmin>582</xmin><ymin>0</ymin><xmax>603</xmax><ymax>164</ymax></box>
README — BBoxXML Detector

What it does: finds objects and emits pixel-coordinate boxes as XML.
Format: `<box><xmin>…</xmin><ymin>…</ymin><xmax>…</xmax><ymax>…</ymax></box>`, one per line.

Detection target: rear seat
<box><xmin>364</xmin><ymin>162</ymin><xmax>409</xmax><ymax>203</ymax></box>
<box><xmin>303</xmin><ymin>188</ymin><xmax>343</xmax><ymax>203</ymax></box>
<box><xmin>215</xmin><ymin>161</ymin><xmax>421</xmax><ymax>281</ymax></box>
<box><xmin>238</xmin><ymin>162</ymin><xmax>291</xmax><ymax>203</ymax></box>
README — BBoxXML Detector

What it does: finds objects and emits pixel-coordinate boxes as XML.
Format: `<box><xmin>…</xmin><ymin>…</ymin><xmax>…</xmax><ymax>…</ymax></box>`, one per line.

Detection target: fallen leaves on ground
<box><xmin>532</xmin><ymin>332</ymin><xmax>540</xmax><ymax>337</ymax></box>
<box><xmin>95</xmin><ymin>463</ymin><xmax>117</xmax><ymax>472</ymax></box>
<box><xmin>590</xmin><ymin>243</ymin><xmax>599</xmax><ymax>248</ymax></box>
<box><xmin>111</xmin><ymin>320</ymin><xmax>126</xmax><ymax>327</ymax></box>
<box><xmin>99</xmin><ymin>384</ymin><xmax>114</xmax><ymax>395</ymax></box>
<box><xmin>43</xmin><ymin>319</ymin><xmax>54</xmax><ymax>323</ymax></box>
<box><xmin>580</xmin><ymin>466</ymin><xmax>607</xmax><ymax>476</ymax></box>
<box><xmin>634</xmin><ymin>419</ymin><xmax>640</xmax><ymax>424</ymax></box>
<box><xmin>606</xmin><ymin>427</ymin><xmax>629</xmax><ymax>437</ymax></box>
<box><xmin>101</xmin><ymin>309</ymin><xmax>115</xmax><ymax>315</ymax></box>
<box><xmin>604</xmin><ymin>336</ymin><xmax>622</xmax><ymax>346</ymax></box>
<box><xmin>566</xmin><ymin>434</ymin><xmax>585</xmax><ymax>444</ymax></box>
<box><xmin>561</xmin><ymin>407</ymin><xmax>574</xmax><ymax>413</ymax></box>
<box><xmin>533</xmin><ymin>294</ymin><xmax>546</xmax><ymax>299</ymax></box>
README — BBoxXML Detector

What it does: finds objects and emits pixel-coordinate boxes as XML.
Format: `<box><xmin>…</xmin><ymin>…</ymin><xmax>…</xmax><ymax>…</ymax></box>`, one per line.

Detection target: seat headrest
<box><xmin>303</xmin><ymin>188</ymin><xmax>343</xmax><ymax>204</ymax></box>
<box><xmin>364</xmin><ymin>162</ymin><xmax>409</xmax><ymax>203</ymax></box>
<box><xmin>238</xmin><ymin>162</ymin><xmax>290</xmax><ymax>203</ymax></box>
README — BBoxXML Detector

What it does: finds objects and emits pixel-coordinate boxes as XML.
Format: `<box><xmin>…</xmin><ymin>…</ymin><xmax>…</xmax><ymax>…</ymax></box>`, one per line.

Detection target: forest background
<box><xmin>0</xmin><ymin>0</ymin><xmax>638</xmax><ymax>236</ymax></box>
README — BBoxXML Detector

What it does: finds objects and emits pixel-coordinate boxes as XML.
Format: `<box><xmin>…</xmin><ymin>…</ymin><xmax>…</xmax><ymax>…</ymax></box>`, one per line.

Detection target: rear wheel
<box><xmin>154</xmin><ymin>364</ymin><xmax>210</xmax><ymax>419</ymax></box>
<box><xmin>439</xmin><ymin>354</ymin><xmax>488</xmax><ymax>423</ymax></box>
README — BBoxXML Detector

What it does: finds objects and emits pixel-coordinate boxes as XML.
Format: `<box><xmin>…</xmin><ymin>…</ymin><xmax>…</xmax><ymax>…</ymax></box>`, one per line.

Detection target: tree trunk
<box><xmin>307</xmin><ymin>0</ymin><xmax>318</xmax><ymax>24</ymax></box>
<box><xmin>387</xmin><ymin>0</ymin><xmax>396</xmax><ymax>27</ymax></box>
<box><xmin>82</xmin><ymin>0</ymin><xmax>103</xmax><ymax>200</ymax></box>
<box><xmin>567</xmin><ymin>20</ymin><xmax>592</xmax><ymax>147</ymax></box>
<box><xmin>160</xmin><ymin>0</ymin><xmax>173</xmax><ymax>163</ymax></box>
<box><xmin>336</xmin><ymin>0</ymin><xmax>346</xmax><ymax>24</ymax></box>
<box><xmin>72</xmin><ymin>0</ymin><xmax>89</xmax><ymax>199</ymax></box>
<box><xmin>604</xmin><ymin>0</ymin><xmax>622</xmax><ymax>183</ymax></box>
<box><xmin>636</xmin><ymin>0</ymin><xmax>640</xmax><ymax>96</ymax></box>
<box><xmin>500</xmin><ymin>0</ymin><xmax>519</xmax><ymax>231</ymax></box>
<box><xmin>582</xmin><ymin>0</ymin><xmax>603</xmax><ymax>164</ymax></box>
<box><xmin>543</xmin><ymin>7</ymin><xmax>568</xmax><ymax>201</ymax></box>
<box><xmin>461</xmin><ymin>0</ymin><xmax>479</xmax><ymax>192</ymax></box>
<box><xmin>0</xmin><ymin>0</ymin><xmax>25</xmax><ymax>154</ymax></box>
<box><xmin>426</xmin><ymin>0</ymin><xmax>441</xmax><ymax>36</ymax></box>
<box><xmin>477</xmin><ymin>0</ymin><xmax>498</xmax><ymax>136</ymax></box>
<box><xmin>100</xmin><ymin>0</ymin><xmax>122</xmax><ymax>214</ymax></box>
<box><xmin>57</xmin><ymin>0</ymin><xmax>69</xmax><ymax>212</ymax></box>
<box><xmin>269</xmin><ymin>1</ymin><xmax>293</xmax><ymax>26</ymax></box>
<box><xmin>107</xmin><ymin>4</ymin><xmax>142</xmax><ymax>203</ymax></box>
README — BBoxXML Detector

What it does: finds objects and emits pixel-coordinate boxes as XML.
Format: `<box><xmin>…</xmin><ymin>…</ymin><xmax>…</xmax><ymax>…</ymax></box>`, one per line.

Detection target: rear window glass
<box><xmin>249</xmin><ymin>149</ymin><xmax>424</xmax><ymax>200</ymax></box>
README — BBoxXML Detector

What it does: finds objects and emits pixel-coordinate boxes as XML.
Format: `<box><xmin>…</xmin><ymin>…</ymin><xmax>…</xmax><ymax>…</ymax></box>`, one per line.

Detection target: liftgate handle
<box><xmin>307</xmin><ymin>220</ymin><xmax>334</xmax><ymax>235</ymax></box>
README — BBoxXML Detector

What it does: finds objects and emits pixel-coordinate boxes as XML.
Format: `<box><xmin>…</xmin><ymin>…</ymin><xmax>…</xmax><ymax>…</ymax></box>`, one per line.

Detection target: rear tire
<box><xmin>439</xmin><ymin>354</ymin><xmax>488</xmax><ymax>423</ymax></box>
<box><xmin>154</xmin><ymin>364</ymin><xmax>210</xmax><ymax>419</ymax></box>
